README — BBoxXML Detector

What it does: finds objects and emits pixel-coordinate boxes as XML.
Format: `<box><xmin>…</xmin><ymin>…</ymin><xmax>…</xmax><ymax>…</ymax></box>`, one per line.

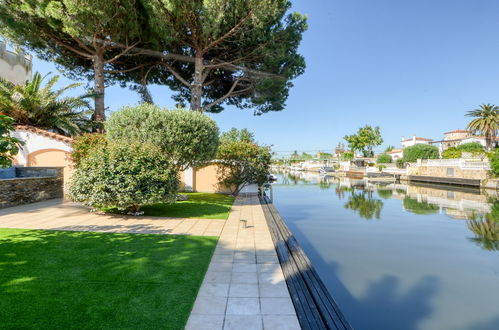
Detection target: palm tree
<box><xmin>466</xmin><ymin>104</ymin><xmax>499</xmax><ymax>151</ymax></box>
<box><xmin>0</xmin><ymin>72</ymin><xmax>93</xmax><ymax>136</ymax></box>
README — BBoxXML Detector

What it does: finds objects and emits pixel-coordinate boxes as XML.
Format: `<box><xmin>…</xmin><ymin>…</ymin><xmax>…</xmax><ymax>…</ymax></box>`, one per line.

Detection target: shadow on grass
<box><xmin>0</xmin><ymin>228</ymin><xmax>217</xmax><ymax>329</ymax></box>
<box><xmin>102</xmin><ymin>193</ymin><xmax>235</xmax><ymax>219</ymax></box>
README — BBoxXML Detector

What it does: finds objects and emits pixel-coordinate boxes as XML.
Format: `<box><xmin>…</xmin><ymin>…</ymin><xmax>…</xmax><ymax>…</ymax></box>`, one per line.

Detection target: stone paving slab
<box><xmin>0</xmin><ymin>199</ymin><xmax>225</xmax><ymax>236</ymax></box>
<box><xmin>186</xmin><ymin>193</ymin><xmax>300</xmax><ymax>330</ymax></box>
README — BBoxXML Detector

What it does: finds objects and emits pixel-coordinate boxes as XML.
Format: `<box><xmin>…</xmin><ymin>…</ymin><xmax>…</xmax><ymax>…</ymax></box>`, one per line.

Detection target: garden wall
<box><xmin>179</xmin><ymin>164</ymin><xmax>233</xmax><ymax>194</ymax></box>
<box><xmin>407</xmin><ymin>166</ymin><xmax>488</xmax><ymax>180</ymax></box>
<box><xmin>0</xmin><ymin>167</ymin><xmax>63</xmax><ymax>209</ymax></box>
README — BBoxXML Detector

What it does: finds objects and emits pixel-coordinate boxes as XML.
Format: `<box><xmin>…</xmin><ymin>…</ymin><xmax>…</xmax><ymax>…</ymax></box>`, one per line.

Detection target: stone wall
<box><xmin>407</xmin><ymin>166</ymin><xmax>489</xmax><ymax>180</ymax></box>
<box><xmin>0</xmin><ymin>167</ymin><xmax>63</xmax><ymax>208</ymax></box>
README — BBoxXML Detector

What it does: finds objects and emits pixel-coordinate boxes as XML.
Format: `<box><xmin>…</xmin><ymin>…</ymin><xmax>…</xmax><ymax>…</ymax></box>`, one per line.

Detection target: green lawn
<box><xmin>141</xmin><ymin>192</ymin><xmax>235</xmax><ymax>219</ymax></box>
<box><xmin>0</xmin><ymin>228</ymin><xmax>218</xmax><ymax>329</ymax></box>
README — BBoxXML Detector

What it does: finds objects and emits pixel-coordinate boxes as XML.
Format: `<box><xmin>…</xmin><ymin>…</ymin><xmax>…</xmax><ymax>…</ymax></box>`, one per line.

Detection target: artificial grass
<box><xmin>140</xmin><ymin>192</ymin><xmax>235</xmax><ymax>219</ymax></box>
<box><xmin>0</xmin><ymin>228</ymin><xmax>218</xmax><ymax>329</ymax></box>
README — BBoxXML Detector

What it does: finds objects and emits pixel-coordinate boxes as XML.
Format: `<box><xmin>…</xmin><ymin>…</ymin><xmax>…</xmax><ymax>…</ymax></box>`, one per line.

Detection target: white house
<box><xmin>401</xmin><ymin>135</ymin><xmax>433</xmax><ymax>148</ymax></box>
<box><xmin>386</xmin><ymin>148</ymin><xmax>403</xmax><ymax>160</ymax></box>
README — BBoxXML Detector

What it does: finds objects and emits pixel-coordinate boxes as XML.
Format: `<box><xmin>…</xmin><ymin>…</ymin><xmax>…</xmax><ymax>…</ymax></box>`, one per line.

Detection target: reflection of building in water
<box><xmin>405</xmin><ymin>185</ymin><xmax>490</xmax><ymax>219</ymax></box>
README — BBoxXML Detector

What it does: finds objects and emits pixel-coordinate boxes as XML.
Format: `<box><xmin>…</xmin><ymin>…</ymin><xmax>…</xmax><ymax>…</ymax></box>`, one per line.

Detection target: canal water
<box><xmin>271</xmin><ymin>172</ymin><xmax>499</xmax><ymax>330</ymax></box>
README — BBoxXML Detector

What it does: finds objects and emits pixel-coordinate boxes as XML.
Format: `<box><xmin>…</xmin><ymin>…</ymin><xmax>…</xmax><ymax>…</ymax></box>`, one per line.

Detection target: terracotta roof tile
<box><xmin>444</xmin><ymin>129</ymin><xmax>469</xmax><ymax>134</ymax></box>
<box><xmin>15</xmin><ymin>125</ymin><xmax>73</xmax><ymax>144</ymax></box>
<box><xmin>401</xmin><ymin>137</ymin><xmax>433</xmax><ymax>142</ymax></box>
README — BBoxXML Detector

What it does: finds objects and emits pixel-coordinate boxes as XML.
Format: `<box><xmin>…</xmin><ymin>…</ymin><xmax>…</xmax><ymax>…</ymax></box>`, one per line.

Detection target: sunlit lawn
<box><xmin>102</xmin><ymin>192</ymin><xmax>235</xmax><ymax>219</ymax></box>
<box><xmin>141</xmin><ymin>192</ymin><xmax>235</xmax><ymax>219</ymax></box>
<box><xmin>0</xmin><ymin>228</ymin><xmax>217</xmax><ymax>329</ymax></box>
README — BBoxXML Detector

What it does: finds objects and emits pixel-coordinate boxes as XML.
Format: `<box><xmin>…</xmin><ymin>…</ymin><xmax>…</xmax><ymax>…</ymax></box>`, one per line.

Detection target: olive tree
<box><xmin>68</xmin><ymin>141</ymin><xmax>178</xmax><ymax>213</ymax></box>
<box><xmin>105</xmin><ymin>104</ymin><xmax>220</xmax><ymax>170</ymax></box>
<box><xmin>216</xmin><ymin>128</ymin><xmax>272</xmax><ymax>196</ymax></box>
<box><xmin>403</xmin><ymin>144</ymin><xmax>439</xmax><ymax>162</ymax></box>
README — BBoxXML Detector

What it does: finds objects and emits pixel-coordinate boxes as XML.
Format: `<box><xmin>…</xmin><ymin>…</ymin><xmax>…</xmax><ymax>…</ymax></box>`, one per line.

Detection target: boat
<box><xmin>319</xmin><ymin>167</ymin><xmax>335</xmax><ymax>175</ymax></box>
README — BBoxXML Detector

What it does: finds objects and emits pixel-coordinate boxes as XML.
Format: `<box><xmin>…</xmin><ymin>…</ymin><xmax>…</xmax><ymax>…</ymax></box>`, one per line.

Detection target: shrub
<box><xmin>488</xmin><ymin>149</ymin><xmax>499</xmax><ymax>177</ymax></box>
<box><xmin>0</xmin><ymin>115</ymin><xmax>23</xmax><ymax>168</ymax></box>
<box><xmin>68</xmin><ymin>141</ymin><xmax>179</xmax><ymax>213</ymax></box>
<box><xmin>377</xmin><ymin>153</ymin><xmax>392</xmax><ymax>163</ymax></box>
<box><xmin>396</xmin><ymin>158</ymin><xmax>406</xmax><ymax>169</ymax></box>
<box><xmin>342</xmin><ymin>151</ymin><xmax>354</xmax><ymax>160</ymax></box>
<box><xmin>441</xmin><ymin>147</ymin><xmax>462</xmax><ymax>159</ymax></box>
<box><xmin>457</xmin><ymin>142</ymin><xmax>484</xmax><ymax>153</ymax></box>
<box><xmin>106</xmin><ymin>104</ymin><xmax>219</xmax><ymax>170</ymax></box>
<box><xmin>377</xmin><ymin>164</ymin><xmax>386</xmax><ymax>171</ymax></box>
<box><xmin>217</xmin><ymin>129</ymin><xmax>272</xmax><ymax>195</ymax></box>
<box><xmin>71</xmin><ymin>133</ymin><xmax>106</xmax><ymax>167</ymax></box>
<box><xmin>403</xmin><ymin>144</ymin><xmax>439</xmax><ymax>162</ymax></box>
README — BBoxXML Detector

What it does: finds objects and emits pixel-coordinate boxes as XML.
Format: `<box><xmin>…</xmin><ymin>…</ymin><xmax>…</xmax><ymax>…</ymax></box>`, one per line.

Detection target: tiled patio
<box><xmin>0</xmin><ymin>199</ymin><xmax>225</xmax><ymax>236</ymax></box>
<box><xmin>186</xmin><ymin>193</ymin><xmax>300</xmax><ymax>330</ymax></box>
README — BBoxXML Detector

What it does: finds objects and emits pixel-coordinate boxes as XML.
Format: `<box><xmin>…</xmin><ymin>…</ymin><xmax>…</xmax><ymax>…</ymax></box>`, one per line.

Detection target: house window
<box><xmin>447</xmin><ymin>168</ymin><xmax>454</xmax><ymax>177</ymax></box>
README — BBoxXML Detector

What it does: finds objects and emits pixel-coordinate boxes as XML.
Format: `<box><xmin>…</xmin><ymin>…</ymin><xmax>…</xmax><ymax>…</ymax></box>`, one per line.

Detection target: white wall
<box><xmin>12</xmin><ymin>129</ymin><xmax>73</xmax><ymax>165</ymax></box>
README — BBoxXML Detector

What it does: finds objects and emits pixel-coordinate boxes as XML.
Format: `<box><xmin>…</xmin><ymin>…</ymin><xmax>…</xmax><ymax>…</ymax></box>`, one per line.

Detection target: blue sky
<box><xmin>31</xmin><ymin>0</ymin><xmax>499</xmax><ymax>156</ymax></box>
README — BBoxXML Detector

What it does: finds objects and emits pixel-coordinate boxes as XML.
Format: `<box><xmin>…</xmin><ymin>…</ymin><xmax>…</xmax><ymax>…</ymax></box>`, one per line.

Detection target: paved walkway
<box><xmin>0</xmin><ymin>199</ymin><xmax>225</xmax><ymax>236</ymax></box>
<box><xmin>186</xmin><ymin>193</ymin><xmax>300</xmax><ymax>330</ymax></box>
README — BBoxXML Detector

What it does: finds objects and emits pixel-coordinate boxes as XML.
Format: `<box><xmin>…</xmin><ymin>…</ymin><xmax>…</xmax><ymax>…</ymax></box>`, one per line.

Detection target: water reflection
<box><xmin>344</xmin><ymin>191</ymin><xmax>383</xmax><ymax>220</ymax></box>
<box><xmin>468</xmin><ymin>215</ymin><xmax>499</xmax><ymax>251</ymax></box>
<box><xmin>272</xmin><ymin>171</ymin><xmax>499</xmax><ymax>329</ymax></box>
<box><xmin>403</xmin><ymin>196</ymin><xmax>439</xmax><ymax>215</ymax></box>
<box><xmin>277</xmin><ymin>171</ymin><xmax>499</xmax><ymax>247</ymax></box>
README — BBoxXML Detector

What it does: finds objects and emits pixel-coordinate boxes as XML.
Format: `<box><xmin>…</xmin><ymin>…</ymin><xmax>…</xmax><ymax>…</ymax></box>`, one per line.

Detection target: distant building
<box><xmin>434</xmin><ymin>129</ymin><xmax>498</xmax><ymax>149</ymax></box>
<box><xmin>386</xmin><ymin>148</ymin><xmax>403</xmax><ymax>160</ymax></box>
<box><xmin>0</xmin><ymin>41</ymin><xmax>32</xmax><ymax>85</ymax></box>
<box><xmin>400</xmin><ymin>135</ymin><xmax>433</xmax><ymax>148</ymax></box>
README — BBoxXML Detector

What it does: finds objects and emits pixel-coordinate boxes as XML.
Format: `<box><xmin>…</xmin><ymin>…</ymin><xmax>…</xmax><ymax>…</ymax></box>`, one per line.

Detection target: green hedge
<box><xmin>377</xmin><ymin>153</ymin><xmax>392</xmax><ymax>163</ymax></box>
<box><xmin>442</xmin><ymin>147</ymin><xmax>462</xmax><ymax>159</ymax></box>
<box><xmin>403</xmin><ymin>144</ymin><xmax>439</xmax><ymax>162</ymax></box>
<box><xmin>457</xmin><ymin>142</ymin><xmax>483</xmax><ymax>152</ymax></box>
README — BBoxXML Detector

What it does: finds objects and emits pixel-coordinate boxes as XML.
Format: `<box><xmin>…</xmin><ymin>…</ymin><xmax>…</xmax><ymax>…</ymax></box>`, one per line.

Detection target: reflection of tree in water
<box><xmin>319</xmin><ymin>181</ymin><xmax>331</xmax><ymax>190</ymax></box>
<box><xmin>467</xmin><ymin>215</ymin><xmax>499</xmax><ymax>251</ymax></box>
<box><xmin>377</xmin><ymin>189</ymin><xmax>393</xmax><ymax>199</ymax></box>
<box><xmin>335</xmin><ymin>186</ymin><xmax>354</xmax><ymax>200</ymax></box>
<box><xmin>344</xmin><ymin>191</ymin><xmax>383</xmax><ymax>220</ymax></box>
<box><xmin>403</xmin><ymin>197</ymin><xmax>439</xmax><ymax>215</ymax></box>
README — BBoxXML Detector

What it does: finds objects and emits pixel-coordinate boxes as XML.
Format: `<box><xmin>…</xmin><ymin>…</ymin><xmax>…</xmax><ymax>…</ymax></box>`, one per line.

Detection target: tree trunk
<box><xmin>93</xmin><ymin>54</ymin><xmax>106</xmax><ymax>123</ymax></box>
<box><xmin>190</xmin><ymin>54</ymin><xmax>203</xmax><ymax>111</ymax></box>
<box><xmin>486</xmin><ymin>130</ymin><xmax>492</xmax><ymax>151</ymax></box>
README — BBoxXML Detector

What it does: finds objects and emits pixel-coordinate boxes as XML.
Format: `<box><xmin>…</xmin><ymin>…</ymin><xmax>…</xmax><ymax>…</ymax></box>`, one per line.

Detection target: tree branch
<box><xmin>45</xmin><ymin>31</ymin><xmax>93</xmax><ymax>59</ymax></box>
<box><xmin>104</xmin><ymin>41</ymin><xmax>140</xmax><ymax>64</ymax></box>
<box><xmin>160</xmin><ymin>62</ymin><xmax>191</xmax><ymax>87</ymax></box>
<box><xmin>103</xmin><ymin>63</ymin><xmax>147</xmax><ymax>74</ymax></box>
<box><xmin>202</xmin><ymin>77</ymin><xmax>252</xmax><ymax>111</ymax></box>
<box><xmin>202</xmin><ymin>12</ymin><xmax>253</xmax><ymax>52</ymax></box>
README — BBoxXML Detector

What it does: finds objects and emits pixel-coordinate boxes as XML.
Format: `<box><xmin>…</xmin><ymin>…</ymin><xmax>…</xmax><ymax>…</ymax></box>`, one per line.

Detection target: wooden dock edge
<box><xmin>259</xmin><ymin>195</ymin><xmax>352</xmax><ymax>330</ymax></box>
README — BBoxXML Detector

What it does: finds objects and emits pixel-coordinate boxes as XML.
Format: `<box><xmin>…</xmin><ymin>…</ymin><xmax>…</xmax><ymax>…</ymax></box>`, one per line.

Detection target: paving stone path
<box><xmin>0</xmin><ymin>199</ymin><xmax>225</xmax><ymax>236</ymax></box>
<box><xmin>186</xmin><ymin>193</ymin><xmax>300</xmax><ymax>330</ymax></box>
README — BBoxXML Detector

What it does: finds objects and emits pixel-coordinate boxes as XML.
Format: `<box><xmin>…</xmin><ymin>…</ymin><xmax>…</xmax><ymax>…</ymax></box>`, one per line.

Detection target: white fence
<box><xmin>419</xmin><ymin>159</ymin><xmax>490</xmax><ymax>170</ymax></box>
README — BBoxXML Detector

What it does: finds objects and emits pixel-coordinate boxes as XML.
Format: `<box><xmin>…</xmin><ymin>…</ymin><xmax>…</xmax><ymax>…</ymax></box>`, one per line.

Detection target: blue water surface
<box><xmin>272</xmin><ymin>172</ymin><xmax>499</xmax><ymax>330</ymax></box>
